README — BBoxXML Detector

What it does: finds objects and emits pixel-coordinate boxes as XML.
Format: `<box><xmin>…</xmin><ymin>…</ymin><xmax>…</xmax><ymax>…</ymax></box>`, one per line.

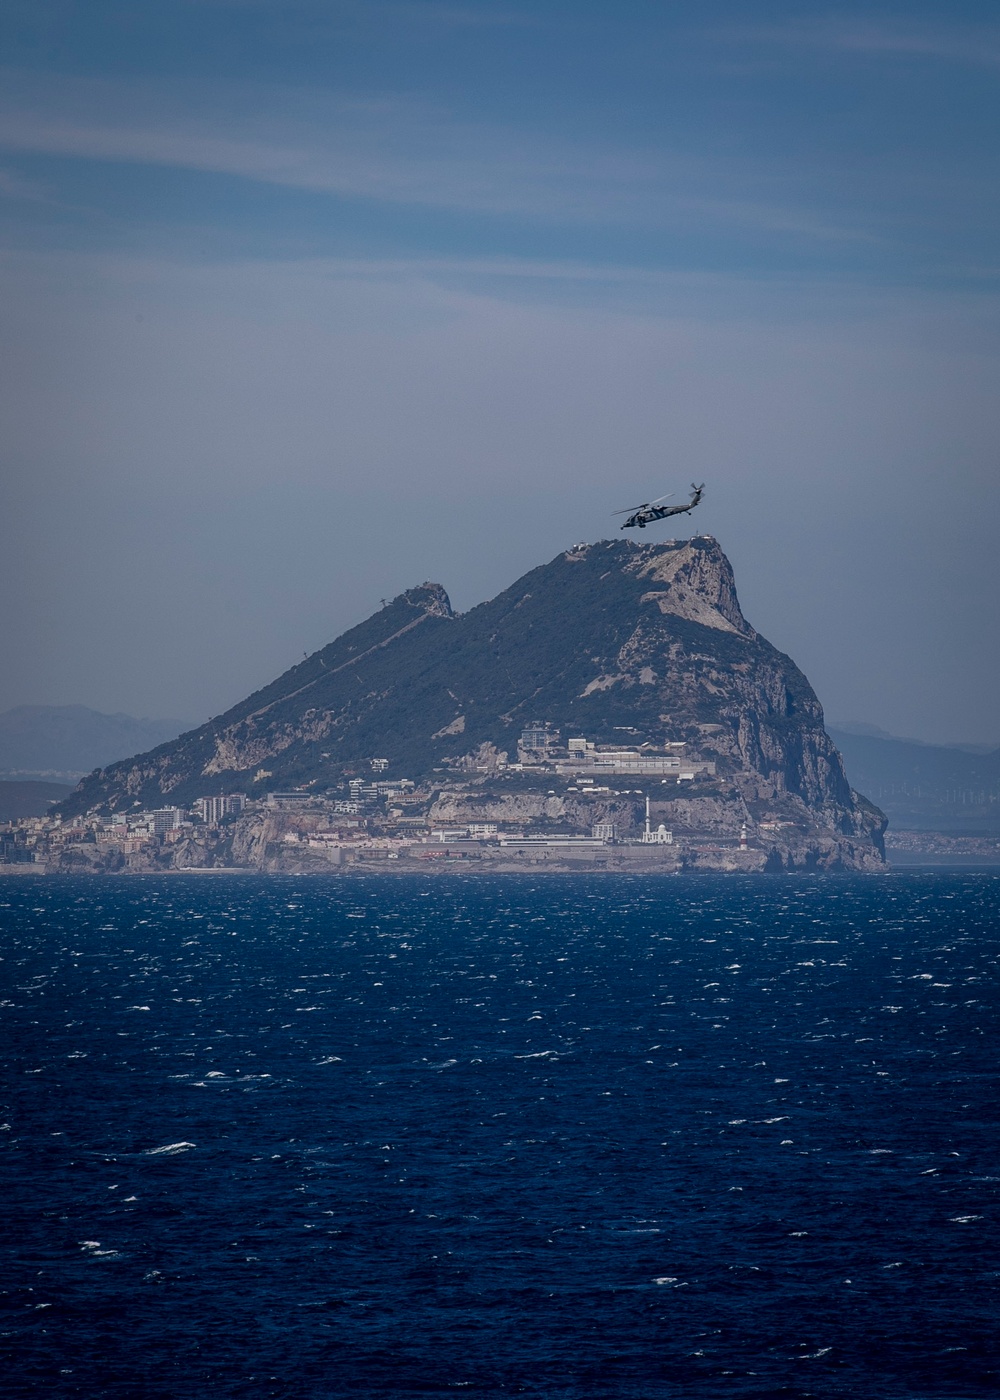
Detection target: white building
<box><xmin>639</xmin><ymin>796</ymin><xmax>672</xmax><ymax>845</ymax></box>
<box><xmin>498</xmin><ymin>835</ymin><xmax>607</xmax><ymax>848</ymax></box>
<box><xmin>558</xmin><ymin>739</ymin><xmax>713</xmax><ymax>778</ymax></box>
<box><xmin>195</xmin><ymin>794</ymin><xmax>247</xmax><ymax>823</ymax></box>
<box><xmin>520</xmin><ymin>724</ymin><xmax>557</xmax><ymax>751</ymax></box>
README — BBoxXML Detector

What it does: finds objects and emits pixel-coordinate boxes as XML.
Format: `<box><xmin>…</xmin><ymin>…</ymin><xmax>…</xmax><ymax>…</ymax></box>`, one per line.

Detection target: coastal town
<box><xmin>0</xmin><ymin>724</ymin><xmax>775</xmax><ymax>874</ymax></box>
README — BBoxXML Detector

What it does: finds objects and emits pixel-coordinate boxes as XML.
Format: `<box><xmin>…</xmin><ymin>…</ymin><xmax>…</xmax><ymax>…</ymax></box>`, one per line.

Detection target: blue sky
<box><xmin>2</xmin><ymin>1</ymin><xmax>999</xmax><ymax>741</ymax></box>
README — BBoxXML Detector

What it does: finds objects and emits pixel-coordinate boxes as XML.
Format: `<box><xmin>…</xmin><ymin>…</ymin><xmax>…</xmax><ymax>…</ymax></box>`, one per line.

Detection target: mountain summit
<box><xmin>61</xmin><ymin>536</ymin><xmax>885</xmax><ymax>869</ymax></box>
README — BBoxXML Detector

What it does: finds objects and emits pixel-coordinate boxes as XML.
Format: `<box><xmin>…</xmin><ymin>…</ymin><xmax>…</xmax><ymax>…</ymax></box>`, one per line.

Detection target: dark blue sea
<box><xmin>2</xmin><ymin>873</ymin><xmax>998</xmax><ymax>1399</ymax></box>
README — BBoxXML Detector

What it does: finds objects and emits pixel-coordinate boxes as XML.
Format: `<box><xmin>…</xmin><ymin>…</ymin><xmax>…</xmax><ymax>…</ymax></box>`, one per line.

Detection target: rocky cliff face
<box><xmin>61</xmin><ymin>536</ymin><xmax>885</xmax><ymax>869</ymax></box>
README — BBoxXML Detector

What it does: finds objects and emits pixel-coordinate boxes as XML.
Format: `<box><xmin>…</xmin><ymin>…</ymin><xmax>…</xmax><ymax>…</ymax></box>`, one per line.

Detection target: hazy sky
<box><xmin>2</xmin><ymin>0</ymin><xmax>998</xmax><ymax>744</ymax></box>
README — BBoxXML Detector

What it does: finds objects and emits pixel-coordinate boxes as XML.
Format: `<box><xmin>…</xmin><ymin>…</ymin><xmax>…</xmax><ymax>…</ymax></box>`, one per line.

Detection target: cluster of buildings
<box><xmin>0</xmin><ymin>731</ymin><xmax>723</xmax><ymax>869</ymax></box>
<box><xmin>515</xmin><ymin>724</ymin><xmax>715</xmax><ymax>782</ymax></box>
<box><xmin>0</xmin><ymin>793</ymin><xmax>252</xmax><ymax>865</ymax></box>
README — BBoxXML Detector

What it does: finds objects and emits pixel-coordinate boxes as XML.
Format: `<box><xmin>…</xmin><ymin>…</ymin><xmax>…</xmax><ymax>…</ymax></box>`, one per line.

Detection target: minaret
<box><xmin>645</xmin><ymin>795</ymin><xmax>652</xmax><ymax>838</ymax></box>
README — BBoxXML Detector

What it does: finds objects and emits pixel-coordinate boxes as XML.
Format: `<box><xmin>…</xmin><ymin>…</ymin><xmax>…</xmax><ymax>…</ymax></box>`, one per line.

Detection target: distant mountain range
<box><xmin>829</xmin><ymin>727</ymin><xmax>1000</xmax><ymax>833</ymax></box>
<box><xmin>0</xmin><ymin>706</ymin><xmax>192</xmax><ymax>781</ymax></box>
<box><xmin>0</xmin><ymin>780</ymin><xmax>74</xmax><ymax>821</ymax></box>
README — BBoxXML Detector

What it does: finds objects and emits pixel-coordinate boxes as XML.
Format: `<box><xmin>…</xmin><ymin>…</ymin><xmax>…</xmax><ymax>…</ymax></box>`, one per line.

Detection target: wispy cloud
<box><xmin>677</xmin><ymin>196</ymin><xmax>884</xmax><ymax>247</ymax></box>
<box><xmin>0</xmin><ymin>70</ymin><xmax>655</xmax><ymax>221</ymax></box>
<box><xmin>720</xmin><ymin>18</ymin><xmax>1000</xmax><ymax>69</ymax></box>
<box><xmin>0</xmin><ymin>165</ymin><xmax>48</xmax><ymax>201</ymax></box>
<box><xmin>379</xmin><ymin>2</ymin><xmax>539</xmax><ymax>27</ymax></box>
<box><xmin>195</xmin><ymin>0</ymin><xmax>538</xmax><ymax>24</ymax></box>
<box><xmin>0</xmin><ymin>70</ymin><xmax>885</xmax><ymax>249</ymax></box>
<box><xmin>0</xmin><ymin>108</ymin><xmax>656</xmax><ymax>220</ymax></box>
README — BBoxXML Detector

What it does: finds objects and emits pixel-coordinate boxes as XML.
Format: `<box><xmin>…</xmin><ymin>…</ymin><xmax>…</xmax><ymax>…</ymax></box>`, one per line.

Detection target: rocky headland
<box><xmin>45</xmin><ymin>535</ymin><xmax>885</xmax><ymax>873</ymax></box>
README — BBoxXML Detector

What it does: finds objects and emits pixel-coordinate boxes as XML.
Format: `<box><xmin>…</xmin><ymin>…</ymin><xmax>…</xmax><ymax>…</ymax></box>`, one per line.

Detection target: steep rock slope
<box><xmin>61</xmin><ymin>537</ymin><xmax>885</xmax><ymax>864</ymax></box>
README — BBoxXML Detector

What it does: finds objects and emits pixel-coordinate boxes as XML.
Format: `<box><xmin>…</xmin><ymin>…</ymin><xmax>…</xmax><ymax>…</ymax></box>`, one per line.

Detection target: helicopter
<box><xmin>614</xmin><ymin>483</ymin><xmax>704</xmax><ymax>530</ymax></box>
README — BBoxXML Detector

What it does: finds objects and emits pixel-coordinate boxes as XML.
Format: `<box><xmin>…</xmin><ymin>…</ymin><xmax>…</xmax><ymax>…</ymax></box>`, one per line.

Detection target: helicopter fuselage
<box><xmin>621</xmin><ymin>484</ymin><xmax>704</xmax><ymax>531</ymax></box>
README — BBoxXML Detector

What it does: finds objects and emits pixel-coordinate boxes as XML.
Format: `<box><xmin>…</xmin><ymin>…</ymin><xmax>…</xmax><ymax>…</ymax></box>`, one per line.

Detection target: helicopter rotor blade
<box><xmin>612</xmin><ymin>504</ymin><xmax>649</xmax><ymax>515</ymax></box>
<box><xmin>646</xmin><ymin>493</ymin><xmax>675</xmax><ymax>506</ymax></box>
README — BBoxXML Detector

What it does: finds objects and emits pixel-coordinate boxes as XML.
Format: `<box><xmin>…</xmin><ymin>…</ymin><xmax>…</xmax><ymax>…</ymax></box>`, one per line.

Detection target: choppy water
<box><xmin>2</xmin><ymin>872</ymin><xmax>999</xmax><ymax>1399</ymax></box>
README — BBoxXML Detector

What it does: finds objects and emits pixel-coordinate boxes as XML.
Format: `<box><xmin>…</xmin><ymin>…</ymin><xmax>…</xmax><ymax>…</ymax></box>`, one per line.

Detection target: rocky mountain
<box><xmin>829</xmin><ymin>727</ymin><xmax>1000</xmax><ymax>834</ymax></box>
<box><xmin>0</xmin><ymin>780</ymin><xmax>73</xmax><ymax>821</ymax></box>
<box><xmin>60</xmin><ymin>536</ymin><xmax>886</xmax><ymax>869</ymax></box>
<box><xmin>0</xmin><ymin>705</ymin><xmax>190</xmax><ymax>780</ymax></box>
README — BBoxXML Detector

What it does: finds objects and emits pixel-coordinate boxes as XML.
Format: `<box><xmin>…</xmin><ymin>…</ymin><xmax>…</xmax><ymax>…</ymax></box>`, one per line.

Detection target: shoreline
<box><xmin>1</xmin><ymin>862</ymin><xmax>907</xmax><ymax>878</ymax></box>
